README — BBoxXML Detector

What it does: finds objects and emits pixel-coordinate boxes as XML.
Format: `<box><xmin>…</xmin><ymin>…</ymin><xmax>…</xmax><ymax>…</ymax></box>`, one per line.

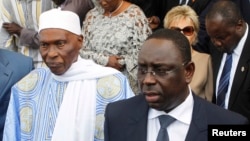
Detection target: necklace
<box><xmin>109</xmin><ymin>0</ymin><xmax>123</xmax><ymax>18</ymax></box>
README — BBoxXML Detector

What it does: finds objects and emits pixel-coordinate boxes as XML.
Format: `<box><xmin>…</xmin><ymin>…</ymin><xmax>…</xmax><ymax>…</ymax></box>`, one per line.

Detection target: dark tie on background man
<box><xmin>217</xmin><ymin>53</ymin><xmax>233</xmax><ymax>108</ymax></box>
<box><xmin>156</xmin><ymin>115</ymin><xmax>176</xmax><ymax>141</ymax></box>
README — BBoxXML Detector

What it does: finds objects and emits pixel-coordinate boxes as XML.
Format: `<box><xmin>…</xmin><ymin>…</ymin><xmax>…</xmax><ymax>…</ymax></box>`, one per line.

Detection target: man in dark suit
<box><xmin>104</xmin><ymin>29</ymin><xmax>248</xmax><ymax>141</ymax></box>
<box><xmin>206</xmin><ymin>0</ymin><xmax>250</xmax><ymax>121</ymax></box>
<box><xmin>0</xmin><ymin>49</ymin><xmax>33</xmax><ymax>141</ymax></box>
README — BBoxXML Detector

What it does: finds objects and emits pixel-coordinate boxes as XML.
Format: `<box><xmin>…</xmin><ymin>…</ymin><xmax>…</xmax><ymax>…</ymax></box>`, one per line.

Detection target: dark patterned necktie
<box><xmin>217</xmin><ymin>53</ymin><xmax>232</xmax><ymax>108</ymax></box>
<box><xmin>156</xmin><ymin>115</ymin><xmax>176</xmax><ymax>141</ymax></box>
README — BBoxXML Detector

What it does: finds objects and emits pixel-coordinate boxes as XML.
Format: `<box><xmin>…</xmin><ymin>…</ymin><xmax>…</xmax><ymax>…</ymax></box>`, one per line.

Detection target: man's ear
<box><xmin>78</xmin><ymin>35</ymin><xmax>83</xmax><ymax>42</ymax></box>
<box><xmin>184</xmin><ymin>61</ymin><xmax>195</xmax><ymax>84</ymax></box>
<box><xmin>236</xmin><ymin>19</ymin><xmax>244</xmax><ymax>33</ymax></box>
<box><xmin>77</xmin><ymin>35</ymin><xmax>83</xmax><ymax>50</ymax></box>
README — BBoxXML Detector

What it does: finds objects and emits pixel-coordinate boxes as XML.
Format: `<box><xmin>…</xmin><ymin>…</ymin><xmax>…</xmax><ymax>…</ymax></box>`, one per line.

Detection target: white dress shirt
<box><xmin>147</xmin><ymin>87</ymin><xmax>194</xmax><ymax>141</ymax></box>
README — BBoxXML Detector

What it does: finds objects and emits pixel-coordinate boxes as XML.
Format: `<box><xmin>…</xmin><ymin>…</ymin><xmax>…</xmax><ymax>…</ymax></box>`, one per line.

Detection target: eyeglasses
<box><xmin>170</xmin><ymin>26</ymin><xmax>194</xmax><ymax>36</ymax></box>
<box><xmin>138</xmin><ymin>62</ymin><xmax>188</xmax><ymax>78</ymax></box>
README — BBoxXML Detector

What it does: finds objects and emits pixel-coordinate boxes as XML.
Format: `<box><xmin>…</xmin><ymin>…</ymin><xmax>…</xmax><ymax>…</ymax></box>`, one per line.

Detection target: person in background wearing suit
<box><xmin>206</xmin><ymin>0</ymin><xmax>250</xmax><ymax>121</ymax></box>
<box><xmin>0</xmin><ymin>49</ymin><xmax>33</xmax><ymax>141</ymax></box>
<box><xmin>104</xmin><ymin>29</ymin><xmax>248</xmax><ymax>141</ymax></box>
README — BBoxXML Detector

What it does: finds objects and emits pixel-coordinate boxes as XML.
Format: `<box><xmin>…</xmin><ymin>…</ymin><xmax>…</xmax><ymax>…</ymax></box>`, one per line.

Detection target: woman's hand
<box><xmin>107</xmin><ymin>55</ymin><xmax>125</xmax><ymax>71</ymax></box>
<box><xmin>148</xmin><ymin>16</ymin><xmax>160</xmax><ymax>30</ymax></box>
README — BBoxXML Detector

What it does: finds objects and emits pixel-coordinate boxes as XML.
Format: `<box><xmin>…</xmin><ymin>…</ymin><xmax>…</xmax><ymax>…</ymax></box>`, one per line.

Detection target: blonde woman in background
<box><xmin>164</xmin><ymin>5</ymin><xmax>213</xmax><ymax>101</ymax></box>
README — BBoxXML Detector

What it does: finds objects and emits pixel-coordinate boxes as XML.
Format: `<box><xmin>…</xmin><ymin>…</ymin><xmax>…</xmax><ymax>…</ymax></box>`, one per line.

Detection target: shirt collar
<box><xmin>234</xmin><ymin>23</ymin><xmax>248</xmax><ymax>56</ymax></box>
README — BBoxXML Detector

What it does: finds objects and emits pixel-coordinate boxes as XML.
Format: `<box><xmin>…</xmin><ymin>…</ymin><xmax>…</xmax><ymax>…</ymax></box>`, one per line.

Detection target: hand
<box><xmin>106</xmin><ymin>55</ymin><xmax>124</xmax><ymax>71</ymax></box>
<box><xmin>2</xmin><ymin>22</ymin><xmax>23</xmax><ymax>36</ymax></box>
<box><xmin>148</xmin><ymin>16</ymin><xmax>160</xmax><ymax>30</ymax></box>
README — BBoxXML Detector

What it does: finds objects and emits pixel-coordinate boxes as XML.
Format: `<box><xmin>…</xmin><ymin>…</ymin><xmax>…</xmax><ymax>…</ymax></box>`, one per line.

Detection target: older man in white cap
<box><xmin>3</xmin><ymin>9</ymin><xmax>134</xmax><ymax>141</ymax></box>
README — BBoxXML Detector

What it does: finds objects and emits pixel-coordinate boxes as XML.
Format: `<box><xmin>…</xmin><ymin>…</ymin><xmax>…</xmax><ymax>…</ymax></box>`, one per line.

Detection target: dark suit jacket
<box><xmin>210</xmin><ymin>24</ymin><xmax>250</xmax><ymax>121</ymax></box>
<box><xmin>104</xmin><ymin>94</ymin><xmax>248</xmax><ymax>141</ymax></box>
<box><xmin>0</xmin><ymin>49</ymin><xmax>33</xmax><ymax>141</ymax></box>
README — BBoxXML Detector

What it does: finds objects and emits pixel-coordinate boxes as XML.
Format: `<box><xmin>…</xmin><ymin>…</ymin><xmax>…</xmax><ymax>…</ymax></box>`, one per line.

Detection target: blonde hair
<box><xmin>164</xmin><ymin>5</ymin><xmax>199</xmax><ymax>45</ymax></box>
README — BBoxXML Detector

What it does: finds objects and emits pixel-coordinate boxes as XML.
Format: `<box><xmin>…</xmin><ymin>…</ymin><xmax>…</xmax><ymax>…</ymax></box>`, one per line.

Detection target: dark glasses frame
<box><xmin>170</xmin><ymin>26</ymin><xmax>194</xmax><ymax>36</ymax></box>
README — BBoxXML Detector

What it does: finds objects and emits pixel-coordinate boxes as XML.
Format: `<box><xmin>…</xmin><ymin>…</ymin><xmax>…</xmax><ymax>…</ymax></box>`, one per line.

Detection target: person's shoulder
<box><xmin>17</xmin><ymin>68</ymin><xmax>48</xmax><ymax>82</ymax></box>
<box><xmin>13</xmin><ymin>67</ymin><xmax>51</xmax><ymax>90</ymax></box>
<box><xmin>193</xmin><ymin>50</ymin><xmax>211</xmax><ymax>58</ymax></box>
<box><xmin>124</xmin><ymin>4</ymin><xmax>148</xmax><ymax>21</ymax></box>
<box><xmin>96</xmin><ymin>72</ymin><xmax>130</xmax><ymax>91</ymax></box>
<box><xmin>193</xmin><ymin>50</ymin><xmax>211</xmax><ymax>62</ymax></box>
<box><xmin>0</xmin><ymin>49</ymin><xmax>32</xmax><ymax>62</ymax></box>
<box><xmin>19</xmin><ymin>67</ymin><xmax>49</xmax><ymax>78</ymax></box>
<box><xmin>0</xmin><ymin>49</ymin><xmax>29</xmax><ymax>59</ymax></box>
<box><xmin>194</xmin><ymin>95</ymin><xmax>248</xmax><ymax>124</ymax></box>
<box><xmin>15</xmin><ymin>52</ymin><xmax>33</xmax><ymax>63</ymax></box>
<box><xmin>129</xmin><ymin>3</ymin><xmax>144</xmax><ymax>12</ymax></box>
<box><xmin>99</xmin><ymin>72</ymin><xmax>127</xmax><ymax>80</ymax></box>
<box><xmin>0</xmin><ymin>49</ymin><xmax>33</xmax><ymax>67</ymax></box>
<box><xmin>123</xmin><ymin>1</ymin><xmax>144</xmax><ymax>14</ymax></box>
<box><xmin>105</xmin><ymin>94</ymin><xmax>148</xmax><ymax>119</ymax></box>
<box><xmin>88</xmin><ymin>5</ymin><xmax>102</xmax><ymax>15</ymax></box>
<box><xmin>107</xmin><ymin>94</ymin><xmax>144</xmax><ymax>109</ymax></box>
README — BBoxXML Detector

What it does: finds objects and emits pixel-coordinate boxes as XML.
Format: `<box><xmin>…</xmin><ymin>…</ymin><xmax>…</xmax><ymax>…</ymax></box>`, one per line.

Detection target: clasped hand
<box><xmin>107</xmin><ymin>55</ymin><xmax>125</xmax><ymax>71</ymax></box>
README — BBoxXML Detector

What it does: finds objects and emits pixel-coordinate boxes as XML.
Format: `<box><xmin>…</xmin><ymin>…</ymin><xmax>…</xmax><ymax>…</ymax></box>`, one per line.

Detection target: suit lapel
<box><xmin>228</xmin><ymin>28</ymin><xmax>250</xmax><ymax>108</ymax></box>
<box><xmin>125</xmin><ymin>95</ymin><xmax>149</xmax><ymax>141</ymax></box>
<box><xmin>212</xmin><ymin>49</ymin><xmax>223</xmax><ymax>81</ymax></box>
<box><xmin>0</xmin><ymin>56</ymin><xmax>12</xmax><ymax>95</ymax></box>
<box><xmin>210</xmin><ymin>43</ymin><xmax>224</xmax><ymax>103</ymax></box>
<box><xmin>185</xmin><ymin>94</ymin><xmax>207</xmax><ymax>141</ymax></box>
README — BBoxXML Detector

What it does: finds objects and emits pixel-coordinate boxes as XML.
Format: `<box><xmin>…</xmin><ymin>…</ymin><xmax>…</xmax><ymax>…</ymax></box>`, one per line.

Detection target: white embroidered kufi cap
<box><xmin>39</xmin><ymin>9</ymin><xmax>81</xmax><ymax>35</ymax></box>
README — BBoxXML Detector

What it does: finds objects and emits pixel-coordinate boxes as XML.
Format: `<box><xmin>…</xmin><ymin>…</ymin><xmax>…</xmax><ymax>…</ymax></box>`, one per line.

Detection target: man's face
<box><xmin>206</xmin><ymin>15</ymin><xmax>242</xmax><ymax>54</ymax></box>
<box><xmin>39</xmin><ymin>29</ymin><xmax>82</xmax><ymax>75</ymax></box>
<box><xmin>137</xmin><ymin>39</ymin><xmax>192</xmax><ymax>112</ymax></box>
